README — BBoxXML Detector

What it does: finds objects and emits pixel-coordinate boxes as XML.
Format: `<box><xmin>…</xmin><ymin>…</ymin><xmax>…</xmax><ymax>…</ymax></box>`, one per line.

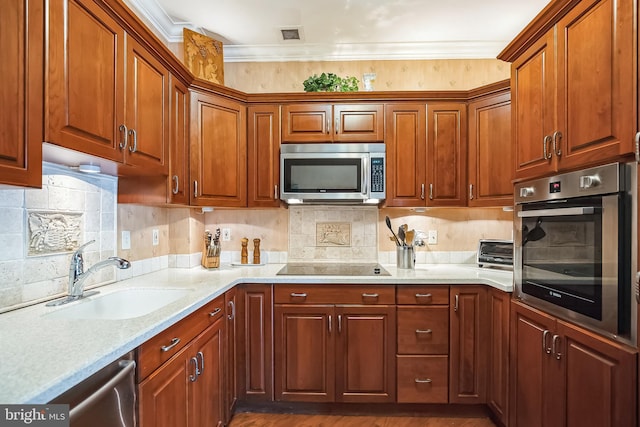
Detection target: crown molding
<box><xmin>124</xmin><ymin>0</ymin><xmax>507</xmax><ymax>62</ymax></box>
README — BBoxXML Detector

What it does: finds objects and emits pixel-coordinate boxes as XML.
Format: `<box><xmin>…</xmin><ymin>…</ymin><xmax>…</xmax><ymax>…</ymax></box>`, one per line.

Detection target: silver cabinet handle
<box><xmin>338</xmin><ymin>314</ymin><xmax>342</xmax><ymax>333</ymax></box>
<box><xmin>274</xmin><ymin>185</ymin><xmax>279</xmax><ymax>200</ymax></box>
<box><xmin>415</xmin><ymin>329</ymin><xmax>432</xmax><ymax>334</ymax></box>
<box><xmin>209</xmin><ymin>307</ymin><xmax>222</xmax><ymax>317</ymax></box>
<box><xmin>454</xmin><ymin>294</ymin><xmax>459</xmax><ymax>312</ymax></box>
<box><xmin>328</xmin><ymin>315</ymin><xmax>332</xmax><ymax>333</ymax></box>
<box><xmin>161</xmin><ymin>337</ymin><xmax>180</xmax><ymax>352</ymax></box>
<box><xmin>552</xmin><ymin>335</ymin><xmax>562</xmax><ymax>360</ymax></box>
<box><xmin>193</xmin><ymin>180</ymin><xmax>198</xmax><ymax>198</ymax></box>
<box><xmin>227</xmin><ymin>300</ymin><xmax>236</xmax><ymax>320</ymax></box>
<box><xmin>172</xmin><ymin>175</ymin><xmax>179</xmax><ymax>195</ymax></box>
<box><xmin>290</xmin><ymin>292</ymin><xmax>307</xmax><ymax>298</ymax></box>
<box><xmin>327</xmin><ymin>118</ymin><xmax>330</xmax><ymax>134</ymax></box>
<box><xmin>335</xmin><ymin>117</ymin><xmax>339</xmax><ymax>134</ymax></box>
<box><xmin>635</xmin><ymin>132</ymin><xmax>640</xmax><ymax>163</ymax></box>
<box><xmin>118</xmin><ymin>124</ymin><xmax>128</xmax><ymax>150</ymax></box>
<box><xmin>543</xmin><ymin>135</ymin><xmax>553</xmax><ymax>159</ymax></box>
<box><xmin>189</xmin><ymin>356</ymin><xmax>199</xmax><ymax>382</ymax></box>
<box><xmin>414</xmin><ymin>378</ymin><xmax>433</xmax><ymax>384</ymax></box>
<box><xmin>635</xmin><ymin>271</ymin><xmax>640</xmax><ymax>303</ymax></box>
<box><xmin>128</xmin><ymin>128</ymin><xmax>137</xmax><ymax>153</ymax></box>
<box><xmin>415</xmin><ymin>293</ymin><xmax>432</xmax><ymax>299</ymax></box>
<box><xmin>542</xmin><ymin>330</ymin><xmax>551</xmax><ymax>354</ymax></box>
<box><xmin>196</xmin><ymin>351</ymin><xmax>204</xmax><ymax>374</ymax></box>
<box><xmin>420</xmin><ymin>184</ymin><xmax>425</xmax><ymax>200</ymax></box>
<box><xmin>552</xmin><ymin>131</ymin><xmax>562</xmax><ymax>157</ymax></box>
<box><xmin>469</xmin><ymin>184</ymin><xmax>474</xmax><ymax>200</ymax></box>
<box><xmin>362</xmin><ymin>293</ymin><xmax>379</xmax><ymax>299</ymax></box>
<box><xmin>429</xmin><ymin>183</ymin><xmax>433</xmax><ymax>200</ymax></box>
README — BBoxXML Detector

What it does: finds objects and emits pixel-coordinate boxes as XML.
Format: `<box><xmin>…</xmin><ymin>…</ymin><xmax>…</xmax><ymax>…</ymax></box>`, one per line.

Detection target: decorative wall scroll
<box><xmin>183</xmin><ymin>28</ymin><xmax>224</xmax><ymax>84</ymax></box>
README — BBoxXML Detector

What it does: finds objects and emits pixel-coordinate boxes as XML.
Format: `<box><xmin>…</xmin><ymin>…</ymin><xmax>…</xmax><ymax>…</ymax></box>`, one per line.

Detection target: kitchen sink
<box><xmin>44</xmin><ymin>288</ymin><xmax>192</xmax><ymax>320</ymax></box>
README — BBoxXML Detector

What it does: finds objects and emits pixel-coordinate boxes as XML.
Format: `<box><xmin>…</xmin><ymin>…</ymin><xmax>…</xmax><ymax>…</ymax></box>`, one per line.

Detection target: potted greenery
<box><xmin>303</xmin><ymin>72</ymin><xmax>359</xmax><ymax>92</ymax></box>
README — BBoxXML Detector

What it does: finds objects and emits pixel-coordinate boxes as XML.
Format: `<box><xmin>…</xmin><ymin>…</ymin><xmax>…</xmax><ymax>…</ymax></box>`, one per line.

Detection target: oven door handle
<box><xmin>517</xmin><ymin>207</ymin><xmax>595</xmax><ymax>218</ymax></box>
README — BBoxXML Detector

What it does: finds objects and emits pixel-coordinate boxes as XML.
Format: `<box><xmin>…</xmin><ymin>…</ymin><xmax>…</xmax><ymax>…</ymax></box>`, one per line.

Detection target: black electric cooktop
<box><xmin>276</xmin><ymin>263</ymin><xmax>390</xmax><ymax>276</ymax></box>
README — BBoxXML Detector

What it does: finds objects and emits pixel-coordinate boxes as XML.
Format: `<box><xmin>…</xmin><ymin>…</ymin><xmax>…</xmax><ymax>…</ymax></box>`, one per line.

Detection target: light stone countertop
<box><xmin>0</xmin><ymin>263</ymin><xmax>512</xmax><ymax>404</ymax></box>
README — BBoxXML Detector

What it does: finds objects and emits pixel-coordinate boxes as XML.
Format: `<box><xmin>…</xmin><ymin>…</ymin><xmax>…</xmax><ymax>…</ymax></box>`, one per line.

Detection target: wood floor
<box><xmin>228</xmin><ymin>412</ymin><xmax>498</xmax><ymax>427</ymax></box>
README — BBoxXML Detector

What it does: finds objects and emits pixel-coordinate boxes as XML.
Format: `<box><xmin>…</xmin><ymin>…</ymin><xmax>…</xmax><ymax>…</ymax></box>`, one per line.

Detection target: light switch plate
<box><xmin>152</xmin><ymin>229</ymin><xmax>159</xmax><ymax>246</ymax></box>
<box><xmin>121</xmin><ymin>231</ymin><xmax>131</xmax><ymax>250</ymax></box>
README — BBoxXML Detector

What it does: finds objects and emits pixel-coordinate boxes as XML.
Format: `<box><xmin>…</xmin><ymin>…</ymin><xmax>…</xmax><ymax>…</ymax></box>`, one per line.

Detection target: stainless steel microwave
<box><xmin>280</xmin><ymin>143</ymin><xmax>386</xmax><ymax>204</ymax></box>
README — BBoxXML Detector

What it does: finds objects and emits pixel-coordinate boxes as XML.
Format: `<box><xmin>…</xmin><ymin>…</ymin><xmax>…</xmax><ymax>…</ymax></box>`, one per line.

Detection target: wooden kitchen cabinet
<box><xmin>0</xmin><ymin>0</ymin><xmax>43</xmax><ymax>188</ymax></box>
<box><xmin>47</xmin><ymin>0</ymin><xmax>169</xmax><ymax>174</ymax></box>
<box><xmin>248</xmin><ymin>105</ymin><xmax>280</xmax><ymax>207</ymax></box>
<box><xmin>281</xmin><ymin>103</ymin><xmax>384</xmax><ymax>143</ymax></box>
<box><xmin>190</xmin><ymin>90</ymin><xmax>247</xmax><ymax>207</ymax></box>
<box><xmin>509</xmin><ymin>300</ymin><xmax>637</xmax><ymax>427</ymax></box>
<box><xmin>274</xmin><ymin>285</ymin><xmax>396</xmax><ymax>403</ymax></box>
<box><xmin>501</xmin><ymin>0</ymin><xmax>635</xmax><ymax>181</ymax></box>
<box><xmin>467</xmin><ymin>87</ymin><xmax>513</xmax><ymax>207</ymax></box>
<box><xmin>138</xmin><ymin>295</ymin><xmax>226</xmax><ymax>427</ymax></box>
<box><xmin>449</xmin><ymin>286</ymin><xmax>487</xmax><ymax>404</ymax></box>
<box><xmin>487</xmin><ymin>287</ymin><xmax>510</xmax><ymax>426</ymax></box>
<box><xmin>168</xmin><ymin>76</ymin><xmax>190</xmax><ymax>205</ymax></box>
<box><xmin>224</xmin><ymin>287</ymin><xmax>238</xmax><ymax>424</ymax></box>
<box><xmin>238</xmin><ymin>284</ymin><xmax>273</xmax><ymax>401</ymax></box>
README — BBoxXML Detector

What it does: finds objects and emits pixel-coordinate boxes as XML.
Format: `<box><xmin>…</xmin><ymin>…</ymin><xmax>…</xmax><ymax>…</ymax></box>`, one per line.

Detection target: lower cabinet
<box><xmin>274</xmin><ymin>285</ymin><xmax>396</xmax><ymax>403</ymax></box>
<box><xmin>487</xmin><ymin>287</ymin><xmax>510</xmax><ymax>426</ymax></box>
<box><xmin>510</xmin><ymin>300</ymin><xmax>637</xmax><ymax>427</ymax></box>
<box><xmin>224</xmin><ymin>286</ymin><xmax>238</xmax><ymax>424</ymax></box>
<box><xmin>138</xmin><ymin>295</ymin><xmax>226</xmax><ymax>427</ymax></box>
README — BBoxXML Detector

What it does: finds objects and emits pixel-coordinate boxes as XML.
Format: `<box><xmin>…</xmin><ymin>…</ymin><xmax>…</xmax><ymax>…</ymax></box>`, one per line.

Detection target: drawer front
<box><xmin>137</xmin><ymin>294</ymin><xmax>225</xmax><ymax>380</ymax></box>
<box><xmin>274</xmin><ymin>284</ymin><xmax>395</xmax><ymax>304</ymax></box>
<box><xmin>397</xmin><ymin>306</ymin><xmax>449</xmax><ymax>354</ymax></box>
<box><xmin>397</xmin><ymin>355</ymin><xmax>448</xmax><ymax>403</ymax></box>
<box><xmin>396</xmin><ymin>285</ymin><xmax>449</xmax><ymax>305</ymax></box>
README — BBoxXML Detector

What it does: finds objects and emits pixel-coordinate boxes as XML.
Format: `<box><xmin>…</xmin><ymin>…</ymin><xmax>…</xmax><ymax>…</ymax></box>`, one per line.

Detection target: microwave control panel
<box><xmin>371</xmin><ymin>157</ymin><xmax>385</xmax><ymax>192</ymax></box>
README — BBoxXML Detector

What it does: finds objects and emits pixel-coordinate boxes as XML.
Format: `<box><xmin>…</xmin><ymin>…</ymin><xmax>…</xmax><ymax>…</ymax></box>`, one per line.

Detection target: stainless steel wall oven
<box><xmin>514</xmin><ymin>162</ymin><xmax>637</xmax><ymax>345</ymax></box>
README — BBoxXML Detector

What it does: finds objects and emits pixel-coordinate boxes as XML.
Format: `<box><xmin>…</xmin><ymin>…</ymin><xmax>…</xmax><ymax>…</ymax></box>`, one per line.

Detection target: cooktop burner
<box><xmin>277</xmin><ymin>263</ymin><xmax>390</xmax><ymax>276</ymax></box>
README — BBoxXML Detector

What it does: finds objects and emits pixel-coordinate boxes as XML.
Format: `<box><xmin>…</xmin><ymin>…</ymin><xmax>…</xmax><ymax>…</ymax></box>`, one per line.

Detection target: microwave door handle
<box><xmin>517</xmin><ymin>207</ymin><xmax>595</xmax><ymax>218</ymax></box>
<box><xmin>362</xmin><ymin>158</ymin><xmax>368</xmax><ymax>196</ymax></box>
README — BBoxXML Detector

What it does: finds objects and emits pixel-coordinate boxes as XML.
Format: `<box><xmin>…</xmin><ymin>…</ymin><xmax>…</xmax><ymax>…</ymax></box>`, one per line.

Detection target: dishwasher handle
<box><xmin>69</xmin><ymin>359</ymin><xmax>136</xmax><ymax>422</ymax></box>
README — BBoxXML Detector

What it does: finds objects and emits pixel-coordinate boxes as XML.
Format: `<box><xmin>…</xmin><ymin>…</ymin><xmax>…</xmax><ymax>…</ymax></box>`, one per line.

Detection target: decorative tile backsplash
<box><xmin>316</xmin><ymin>222</ymin><xmax>351</xmax><ymax>247</ymax></box>
<box><xmin>0</xmin><ymin>163</ymin><xmax>117</xmax><ymax>311</ymax></box>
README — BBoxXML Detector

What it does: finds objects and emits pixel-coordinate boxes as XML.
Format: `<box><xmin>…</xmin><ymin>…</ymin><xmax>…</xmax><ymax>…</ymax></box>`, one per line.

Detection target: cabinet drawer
<box><xmin>397</xmin><ymin>306</ymin><xmax>449</xmax><ymax>354</ymax></box>
<box><xmin>397</xmin><ymin>285</ymin><xmax>449</xmax><ymax>305</ymax></box>
<box><xmin>397</xmin><ymin>355</ymin><xmax>448</xmax><ymax>403</ymax></box>
<box><xmin>137</xmin><ymin>294</ymin><xmax>225</xmax><ymax>380</ymax></box>
<box><xmin>274</xmin><ymin>284</ymin><xmax>395</xmax><ymax>304</ymax></box>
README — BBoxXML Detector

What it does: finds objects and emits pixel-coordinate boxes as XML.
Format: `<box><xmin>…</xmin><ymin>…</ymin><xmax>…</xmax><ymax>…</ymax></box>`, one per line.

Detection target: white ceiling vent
<box><xmin>280</xmin><ymin>27</ymin><xmax>303</xmax><ymax>41</ymax></box>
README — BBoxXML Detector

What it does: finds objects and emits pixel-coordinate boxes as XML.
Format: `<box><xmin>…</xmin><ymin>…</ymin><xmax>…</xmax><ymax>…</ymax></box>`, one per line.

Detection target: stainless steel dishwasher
<box><xmin>50</xmin><ymin>352</ymin><xmax>137</xmax><ymax>427</ymax></box>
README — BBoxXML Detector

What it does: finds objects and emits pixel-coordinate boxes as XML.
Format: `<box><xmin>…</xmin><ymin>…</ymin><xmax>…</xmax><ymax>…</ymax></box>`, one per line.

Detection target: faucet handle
<box><xmin>74</xmin><ymin>240</ymin><xmax>96</xmax><ymax>257</ymax></box>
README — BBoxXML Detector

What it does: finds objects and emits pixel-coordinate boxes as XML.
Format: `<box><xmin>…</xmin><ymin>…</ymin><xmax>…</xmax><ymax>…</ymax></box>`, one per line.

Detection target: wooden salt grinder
<box><xmin>253</xmin><ymin>238</ymin><xmax>261</xmax><ymax>264</ymax></box>
<box><xmin>240</xmin><ymin>237</ymin><xmax>249</xmax><ymax>264</ymax></box>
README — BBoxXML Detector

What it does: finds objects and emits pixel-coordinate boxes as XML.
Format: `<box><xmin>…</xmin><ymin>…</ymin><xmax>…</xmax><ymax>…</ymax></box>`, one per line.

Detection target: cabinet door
<box><xmin>191</xmin><ymin>317</ymin><xmax>225</xmax><ymax>427</ymax></box>
<box><xmin>335</xmin><ymin>305</ymin><xmax>396</xmax><ymax>403</ymax></box>
<box><xmin>511</xmin><ymin>30</ymin><xmax>556</xmax><ymax>180</ymax></box>
<box><xmin>47</xmin><ymin>0</ymin><xmax>125</xmax><ymax>162</ymax></box>
<box><xmin>238</xmin><ymin>284</ymin><xmax>273</xmax><ymax>401</ymax></box>
<box><xmin>384</xmin><ymin>104</ymin><xmax>427</xmax><ymax>207</ymax></box>
<box><xmin>248</xmin><ymin>105</ymin><xmax>280</xmax><ymax>207</ymax></box>
<box><xmin>333</xmin><ymin>104</ymin><xmax>384</xmax><ymax>142</ymax></box>
<box><xmin>224</xmin><ymin>287</ymin><xmax>238</xmax><ymax>424</ymax></box>
<box><xmin>487</xmin><ymin>288</ymin><xmax>510</xmax><ymax>425</ymax></box>
<box><xmin>190</xmin><ymin>90</ymin><xmax>247</xmax><ymax>207</ymax></box>
<box><xmin>467</xmin><ymin>92</ymin><xmax>513</xmax><ymax>207</ymax></box>
<box><xmin>168</xmin><ymin>76</ymin><xmax>190</xmax><ymax>204</ymax></box>
<box><xmin>509</xmin><ymin>301</ymin><xmax>559</xmax><ymax>427</ymax></box>
<box><xmin>281</xmin><ymin>104</ymin><xmax>332</xmax><ymax>142</ymax></box>
<box><xmin>124</xmin><ymin>37</ymin><xmax>169</xmax><ymax>174</ymax></box>
<box><xmin>554</xmin><ymin>0</ymin><xmax>635</xmax><ymax>170</ymax></box>
<box><xmin>449</xmin><ymin>286</ymin><xmax>487</xmax><ymax>403</ymax></box>
<box><xmin>556</xmin><ymin>319</ymin><xmax>637</xmax><ymax>427</ymax></box>
<box><xmin>139</xmin><ymin>350</ymin><xmax>189</xmax><ymax>427</ymax></box>
<box><xmin>274</xmin><ymin>304</ymin><xmax>335</xmax><ymax>402</ymax></box>
<box><xmin>0</xmin><ymin>0</ymin><xmax>42</xmax><ymax>187</ymax></box>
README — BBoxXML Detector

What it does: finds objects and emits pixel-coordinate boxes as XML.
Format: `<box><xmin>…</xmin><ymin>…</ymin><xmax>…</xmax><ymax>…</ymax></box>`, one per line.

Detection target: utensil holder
<box><xmin>396</xmin><ymin>246</ymin><xmax>415</xmax><ymax>269</ymax></box>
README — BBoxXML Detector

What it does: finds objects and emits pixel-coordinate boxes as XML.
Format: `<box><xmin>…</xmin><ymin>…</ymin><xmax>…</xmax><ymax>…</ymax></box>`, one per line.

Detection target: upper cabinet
<box><xmin>467</xmin><ymin>87</ymin><xmax>513</xmax><ymax>207</ymax></box>
<box><xmin>282</xmin><ymin>103</ymin><xmax>384</xmax><ymax>143</ymax></box>
<box><xmin>500</xmin><ymin>0</ymin><xmax>636</xmax><ymax>181</ymax></box>
<box><xmin>168</xmin><ymin>76</ymin><xmax>190</xmax><ymax>205</ymax></box>
<box><xmin>248</xmin><ymin>105</ymin><xmax>280</xmax><ymax>207</ymax></box>
<box><xmin>190</xmin><ymin>90</ymin><xmax>247</xmax><ymax>207</ymax></box>
<box><xmin>385</xmin><ymin>102</ymin><xmax>467</xmax><ymax>207</ymax></box>
<box><xmin>0</xmin><ymin>0</ymin><xmax>43</xmax><ymax>188</ymax></box>
<box><xmin>46</xmin><ymin>0</ymin><xmax>169</xmax><ymax>175</ymax></box>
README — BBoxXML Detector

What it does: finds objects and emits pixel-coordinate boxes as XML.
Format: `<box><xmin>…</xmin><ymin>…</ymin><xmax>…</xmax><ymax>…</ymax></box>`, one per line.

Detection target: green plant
<box><xmin>303</xmin><ymin>72</ymin><xmax>359</xmax><ymax>92</ymax></box>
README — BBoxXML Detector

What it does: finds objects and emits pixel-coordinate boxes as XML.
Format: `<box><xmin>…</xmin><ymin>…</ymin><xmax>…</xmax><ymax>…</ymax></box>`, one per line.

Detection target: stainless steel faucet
<box><xmin>47</xmin><ymin>240</ymin><xmax>131</xmax><ymax>306</ymax></box>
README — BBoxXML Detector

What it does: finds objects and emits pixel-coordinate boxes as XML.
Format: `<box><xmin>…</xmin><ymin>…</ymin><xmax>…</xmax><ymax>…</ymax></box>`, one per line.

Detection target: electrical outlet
<box><xmin>427</xmin><ymin>230</ymin><xmax>438</xmax><ymax>245</ymax></box>
<box><xmin>152</xmin><ymin>229</ymin><xmax>159</xmax><ymax>246</ymax></box>
<box><xmin>121</xmin><ymin>231</ymin><xmax>131</xmax><ymax>250</ymax></box>
<box><xmin>222</xmin><ymin>228</ymin><xmax>231</xmax><ymax>241</ymax></box>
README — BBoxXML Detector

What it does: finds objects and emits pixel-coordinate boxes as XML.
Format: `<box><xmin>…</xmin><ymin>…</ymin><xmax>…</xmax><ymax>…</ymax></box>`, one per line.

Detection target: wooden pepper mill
<box><xmin>253</xmin><ymin>238</ymin><xmax>261</xmax><ymax>264</ymax></box>
<box><xmin>240</xmin><ymin>237</ymin><xmax>249</xmax><ymax>264</ymax></box>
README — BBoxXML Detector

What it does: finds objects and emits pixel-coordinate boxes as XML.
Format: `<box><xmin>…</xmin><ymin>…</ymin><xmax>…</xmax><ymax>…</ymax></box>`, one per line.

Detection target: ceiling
<box><xmin>124</xmin><ymin>0</ymin><xmax>551</xmax><ymax>62</ymax></box>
